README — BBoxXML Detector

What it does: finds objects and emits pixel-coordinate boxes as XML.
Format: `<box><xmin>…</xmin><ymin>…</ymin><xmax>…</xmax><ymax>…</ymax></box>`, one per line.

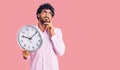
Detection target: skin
<box><xmin>22</xmin><ymin>9</ymin><xmax>55</xmax><ymax>59</ymax></box>
<box><xmin>38</xmin><ymin>9</ymin><xmax>55</xmax><ymax>37</ymax></box>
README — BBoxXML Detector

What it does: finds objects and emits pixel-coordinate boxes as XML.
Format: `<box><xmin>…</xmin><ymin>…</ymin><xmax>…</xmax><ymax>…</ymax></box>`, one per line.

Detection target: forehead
<box><xmin>42</xmin><ymin>9</ymin><xmax>52</xmax><ymax>12</ymax></box>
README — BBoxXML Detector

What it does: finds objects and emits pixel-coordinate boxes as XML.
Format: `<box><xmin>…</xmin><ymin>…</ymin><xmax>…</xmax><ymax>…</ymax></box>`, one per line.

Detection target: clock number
<box><xmin>38</xmin><ymin>40</ymin><xmax>41</xmax><ymax>42</ymax></box>
<box><xmin>24</xmin><ymin>44</ymin><xmax>26</xmax><ymax>47</ymax></box>
<box><xmin>36</xmin><ymin>43</ymin><xmax>39</xmax><ymax>47</ymax></box>
<box><xmin>38</xmin><ymin>34</ymin><xmax>41</xmax><ymax>38</ymax></box>
<box><xmin>25</xmin><ymin>28</ymin><xmax>29</xmax><ymax>31</ymax></box>
<box><xmin>31</xmin><ymin>28</ymin><xmax>34</xmax><ymax>31</ymax></box>
<box><xmin>21</xmin><ymin>40</ymin><xmax>23</xmax><ymax>42</ymax></box>
<box><xmin>22</xmin><ymin>31</ymin><xmax>25</xmax><ymax>34</ymax></box>
<box><xmin>28</xmin><ymin>46</ymin><xmax>30</xmax><ymax>49</ymax></box>
<box><xmin>32</xmin><ymin>46</ymin><xmax>34</xmax><ymax>49</ymax></box>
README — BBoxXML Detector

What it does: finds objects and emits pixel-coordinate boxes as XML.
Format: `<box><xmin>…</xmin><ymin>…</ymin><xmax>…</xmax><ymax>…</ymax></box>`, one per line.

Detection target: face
<box><xmin>38</xmin><ymin>9</ymin><xmax>53</xmax><ymax>24</ymax></box>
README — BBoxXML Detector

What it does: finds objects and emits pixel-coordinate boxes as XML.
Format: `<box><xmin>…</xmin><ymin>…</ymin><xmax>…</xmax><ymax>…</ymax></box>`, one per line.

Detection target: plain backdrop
<box><xmin>0</xmin><ymin>0</ymin><xmax>120</xmax><ymax>70</ymax></box>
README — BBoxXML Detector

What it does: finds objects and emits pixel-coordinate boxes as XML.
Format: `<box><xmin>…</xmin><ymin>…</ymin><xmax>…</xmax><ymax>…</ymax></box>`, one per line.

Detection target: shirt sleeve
<box><xmin>50</xmin><ymin>28</ymin><xmax>65</xmax><ymax>56</ymax></box>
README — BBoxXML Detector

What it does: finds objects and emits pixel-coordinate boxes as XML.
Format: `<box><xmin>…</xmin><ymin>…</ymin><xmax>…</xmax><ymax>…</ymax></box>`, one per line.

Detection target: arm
<box><xmin>50</xmin><ymin>29</ymin><xmax>65</xmax><ymax>56</ymax></box>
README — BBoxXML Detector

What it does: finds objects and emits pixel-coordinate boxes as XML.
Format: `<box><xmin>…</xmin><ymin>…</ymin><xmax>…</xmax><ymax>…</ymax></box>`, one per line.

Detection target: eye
<box><xmin>49</xmin><ymin>12</ymin><xmax>52</xmax><ymax>16</ymax></box>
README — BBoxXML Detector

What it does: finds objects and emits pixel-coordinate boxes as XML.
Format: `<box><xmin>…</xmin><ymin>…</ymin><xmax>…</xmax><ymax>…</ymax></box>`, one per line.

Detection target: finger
<box><xmin>23</xmin><ymin>56</ymin><xmax>27</xmax><ymax>59</ymax></box>
<box><xmin>45</xmin><ymin>24</ymin><xmax>49</xmax><ymax>30</ymax></box>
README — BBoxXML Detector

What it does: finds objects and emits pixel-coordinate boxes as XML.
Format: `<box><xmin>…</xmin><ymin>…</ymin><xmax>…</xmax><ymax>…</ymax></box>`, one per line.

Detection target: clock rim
<box><xmin>17</xmin><ymin>25</ymin><xmax>43</xmax><ymax>52</ymax></box>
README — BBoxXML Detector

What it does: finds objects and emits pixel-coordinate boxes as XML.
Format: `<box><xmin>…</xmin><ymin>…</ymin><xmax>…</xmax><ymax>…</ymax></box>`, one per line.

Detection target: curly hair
<box><xmin>36</xmin><ymin>3</ymin><xmax>55</xmax><ymax>19</ymax></box>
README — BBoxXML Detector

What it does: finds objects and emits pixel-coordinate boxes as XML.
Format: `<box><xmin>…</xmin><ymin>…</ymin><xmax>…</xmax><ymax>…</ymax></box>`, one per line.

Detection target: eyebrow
<box><xmin>42</xmin><ymin>10</ymin><xmax>52</xmax><ymax>15</ymax></box>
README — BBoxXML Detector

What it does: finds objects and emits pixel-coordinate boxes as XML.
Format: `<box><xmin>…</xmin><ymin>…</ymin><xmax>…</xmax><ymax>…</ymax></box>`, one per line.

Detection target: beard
<box><xmin>39</xmin><ymin>17</ymin><xmax>50</xmax><ymax>25</ymax></box>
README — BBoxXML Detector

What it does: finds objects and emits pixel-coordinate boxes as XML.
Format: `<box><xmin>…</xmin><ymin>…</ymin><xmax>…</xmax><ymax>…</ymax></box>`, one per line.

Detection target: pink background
<box><xmin>0</xmin><ymin>0</ymin><xmax>120</xmax><ymax>70</ymax></box>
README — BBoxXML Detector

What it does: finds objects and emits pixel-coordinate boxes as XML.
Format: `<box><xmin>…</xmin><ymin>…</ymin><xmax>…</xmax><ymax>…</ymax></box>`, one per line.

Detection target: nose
<box><xmin>46</xmin><ymin>12</ymin><xmax>50</xmax><ymax>17</ymax></box>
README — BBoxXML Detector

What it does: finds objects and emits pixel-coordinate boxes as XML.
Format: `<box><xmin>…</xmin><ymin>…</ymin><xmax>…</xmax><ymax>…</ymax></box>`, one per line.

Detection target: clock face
<box><xmin>17</xmin><ymin>25</ymin><xmax>43</xmax><ymax>52</ymax></box>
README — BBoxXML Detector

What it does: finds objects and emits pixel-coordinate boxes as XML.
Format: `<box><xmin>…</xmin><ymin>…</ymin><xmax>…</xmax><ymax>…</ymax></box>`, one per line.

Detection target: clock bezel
<box><xmin>17</xmin><ymin>25</ymin><xmax>43</xmax><ymax>52</ymax></box>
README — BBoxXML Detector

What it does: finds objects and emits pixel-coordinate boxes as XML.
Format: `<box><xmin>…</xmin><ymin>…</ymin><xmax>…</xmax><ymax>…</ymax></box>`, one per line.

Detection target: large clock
<box><xmin>17</xmin><ymin>25</ymin><xmax>43</xmax><ymax>52</ymax></box>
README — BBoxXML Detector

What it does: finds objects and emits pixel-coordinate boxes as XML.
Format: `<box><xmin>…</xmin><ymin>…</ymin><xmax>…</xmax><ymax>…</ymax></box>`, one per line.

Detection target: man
<box><xmin>22</xmin><ymin>3</ymin><xmax>65</xmax><ymax>70</ymax></box>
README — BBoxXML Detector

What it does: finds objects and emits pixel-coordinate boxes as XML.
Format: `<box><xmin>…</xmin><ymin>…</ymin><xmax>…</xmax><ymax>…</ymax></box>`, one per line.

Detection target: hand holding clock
<box><xmin>22</xmin><ymin>50</ymin><xmax>30</xmax><ymax>59</ymax></box>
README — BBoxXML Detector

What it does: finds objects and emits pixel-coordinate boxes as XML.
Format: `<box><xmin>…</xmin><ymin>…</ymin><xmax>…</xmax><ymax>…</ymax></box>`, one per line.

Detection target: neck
<box><xmin>38</xmin><ymin>22</ymin><xmax>46</xmax><ymax>32</ymax></box>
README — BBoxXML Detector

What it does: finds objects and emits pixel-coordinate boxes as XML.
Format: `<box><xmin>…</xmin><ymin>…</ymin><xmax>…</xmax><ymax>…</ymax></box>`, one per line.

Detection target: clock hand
<box><xmin>30</xmin><ymin>31</ymin><xmax>37</xmax><ymax>39</ymax></box>
<box><xmin>22</xmin><ymin>35</ymin><xmax>30</xmax><ymax>39</ymax></box>
<box><xmin>22</xmin><ymin>35</ymin><xmax>32</xmax><ymax>43</ymax></box>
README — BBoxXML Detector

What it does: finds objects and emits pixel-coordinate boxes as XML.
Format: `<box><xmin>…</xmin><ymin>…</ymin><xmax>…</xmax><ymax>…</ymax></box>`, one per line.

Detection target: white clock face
<box><xmin>17</xmin><ymin>25</ymin><xmax>43</xmax><ymax>52</ymax></box>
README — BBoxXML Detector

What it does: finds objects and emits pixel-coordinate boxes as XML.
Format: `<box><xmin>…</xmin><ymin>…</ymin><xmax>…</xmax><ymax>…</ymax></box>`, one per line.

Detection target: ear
<box><xmin>37</xmin><ymin>14</ymin><xmax>40</xmax><ymax>18</ymax></box>
<box><xmin>37</xmin><ymin>14</ymin><xmax>40</xmax><ymax>19</ymax></box>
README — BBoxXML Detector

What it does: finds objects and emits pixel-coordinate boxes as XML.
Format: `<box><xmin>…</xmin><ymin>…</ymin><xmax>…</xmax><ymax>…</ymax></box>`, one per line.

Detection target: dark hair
<box><xmin>36</xmin><ymin>3</ymin><xmax>55</xmax><ymax>19</ymax></box>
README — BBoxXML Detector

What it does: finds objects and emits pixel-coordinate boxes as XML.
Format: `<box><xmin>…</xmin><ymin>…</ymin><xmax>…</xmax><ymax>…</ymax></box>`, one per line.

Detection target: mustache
<box><xmin>44</xmin><ymin>17</ymin><xmax>50</xmax><ymax>22</ymax></box>
<box><xmin>43</xmin><ymin>16</ymin><xmax>49</xmax><ymax>19</ymax></box>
